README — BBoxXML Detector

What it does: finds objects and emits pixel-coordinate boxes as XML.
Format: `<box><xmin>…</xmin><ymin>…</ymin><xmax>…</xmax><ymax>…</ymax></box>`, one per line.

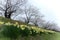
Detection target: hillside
<box><xmin>0</xmin><ymin>16</ymin><xmax>60</xmax><ymax>40</ymax></box>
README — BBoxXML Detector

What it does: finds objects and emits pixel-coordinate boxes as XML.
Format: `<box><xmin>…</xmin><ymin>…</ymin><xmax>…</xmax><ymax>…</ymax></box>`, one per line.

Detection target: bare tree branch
<box><xmin>0</xmin><ymin>0</ymin><xmax>27</xmax><ymax>19</ymax></box>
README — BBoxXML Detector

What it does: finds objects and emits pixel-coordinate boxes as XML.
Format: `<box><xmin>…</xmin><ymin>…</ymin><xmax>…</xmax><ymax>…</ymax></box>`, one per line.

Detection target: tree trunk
<box><xmin>35</xmin><ymin>23</ymin><xmax>38</xmax><ymax>26</ymax></box>
<box><xmin>4</xmin><ymin>12</ymin><xmax>11</xmax><ymax>19</ymax></box>
<box><xmin>5</xmin><ymin>14</ymin><xmax>11</xmax><ymax>19</ymax></box>
<box><xmin>26</xmin><ymin>20</ymin><xmax>29</xmax><ymax>24</ymax></box>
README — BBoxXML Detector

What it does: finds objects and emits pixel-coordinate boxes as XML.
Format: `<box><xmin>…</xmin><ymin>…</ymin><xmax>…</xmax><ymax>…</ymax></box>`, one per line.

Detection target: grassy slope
<box><xmin>0</xmin><ymin>17</ymin><xmax>60</xmax><ymax>40</ymax></box>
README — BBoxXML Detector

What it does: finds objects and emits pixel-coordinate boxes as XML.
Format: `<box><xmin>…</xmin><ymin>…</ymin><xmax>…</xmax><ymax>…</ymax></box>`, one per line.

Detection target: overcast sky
<box><xmin>28</xmin><ymin>0</ymin><xmax>60</xmax><ymax>27</ymax></box>
<box><xmin>0</xmin><ymin>0</ymin><xmax>60</xmax><ymax>27</ymax></box>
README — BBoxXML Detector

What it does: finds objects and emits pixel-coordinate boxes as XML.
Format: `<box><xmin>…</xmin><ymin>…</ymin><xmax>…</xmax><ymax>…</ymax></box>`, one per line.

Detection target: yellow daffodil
<box><xmin>13</xmin><ymin>24</ymin><xmax>17</xmax><ymax>26</ymax></box>
<box><xmin>21</xmin><ymin>27</ymin><xmax>25</xmax><ymax>30</ymax></box>
<box><xmin>17</xmin><ymin>25</ymin><xmax>20</xmax><ymax>28</ymax></box>
<box><xmin>0</xmin><ymin>21</ymin><xmax>4</xmax><ymax>24</ymax></box>
<box><xmin>15</xmin><ymin>22</ymin><xmax>19</xmax><ymax>25</ymax></box>
<box><xmin>30</xmin><ymin>31</ymin><xmax>32</xmax><ymax>34</ymax></box>
<box><xmin>20</xmin><ymin>25</ymin><xmax>25</xmax><ymax>27</ymax></box>
<box><xmin>5</xmin><ymin>22</ymin><xmax>12</xmax><ymax>25</ymax></box>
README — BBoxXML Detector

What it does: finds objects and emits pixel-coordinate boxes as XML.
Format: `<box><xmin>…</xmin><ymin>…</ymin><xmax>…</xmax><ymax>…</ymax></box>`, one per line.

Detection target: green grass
<box><xmin>0</xmin><ymin>16</ymin><xmax>60</xmax><ymax>40</ymax></box>
<box><xmin>54</xmin><ymin>32</ymin><xmax>60</xmax><ymax>40</ymax></box>
<box><xmin>0</xmin><ymin>33</ymin><xmax>60</xmax><ymax>40</ymax></box>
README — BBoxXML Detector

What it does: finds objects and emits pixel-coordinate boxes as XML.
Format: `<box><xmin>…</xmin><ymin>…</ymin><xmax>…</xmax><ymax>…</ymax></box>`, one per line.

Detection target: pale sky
<box><xmin>29</xmin><ymin>0</ymin><xmax>60</xmax><ymax>27</ymax></box>
<box><xmin>0</xmin><ymin>0</ymin><xmax>60</xmax><ymax>27</ymax></box>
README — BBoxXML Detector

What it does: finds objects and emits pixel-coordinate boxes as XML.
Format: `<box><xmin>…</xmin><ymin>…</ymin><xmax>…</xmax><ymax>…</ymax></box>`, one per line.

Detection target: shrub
<box><xmin>30</xmin><ymin>29</ymin><xmax>38</xmax><ymax>36</ymax></box>
<box><xmin>2</xmin><ymin>25</ymin><xmax>20</xmax><ymax>40</ymax></box>
<box><xmin>19</xmin><ymin>27</ymin><xmax>30</xmax><ymax>37</ymax></box>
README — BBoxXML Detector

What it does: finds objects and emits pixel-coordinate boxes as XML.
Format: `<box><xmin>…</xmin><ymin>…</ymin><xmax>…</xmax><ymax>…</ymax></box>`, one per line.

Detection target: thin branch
<box><xmin>0</xmin><ymin>7</ymin><xmax>5</xmax><ymax>11</ymax></box>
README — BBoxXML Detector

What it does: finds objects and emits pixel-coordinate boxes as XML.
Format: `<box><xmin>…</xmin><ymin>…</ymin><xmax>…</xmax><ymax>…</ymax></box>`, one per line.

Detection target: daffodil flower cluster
<box><xmin>0</xmin><ymin>21</ymin><xmax>55</xmax><ymax>36</ymax></box>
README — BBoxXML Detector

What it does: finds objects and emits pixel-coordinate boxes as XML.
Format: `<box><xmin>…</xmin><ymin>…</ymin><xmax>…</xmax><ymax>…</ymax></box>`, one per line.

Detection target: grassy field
<box><xmin>54</xmin><ymin>32</ymin><xmax>60</xmax><ymax>40</ymax></box>
<box><xmin>0</xmin><ymin>16</ymin><xmax>60</xmax><ymax>40</ymax></box>
<box><xmin>0</xmin><ymin>32</ymin><xmax>60</xmax><ymax>40</ymax></box>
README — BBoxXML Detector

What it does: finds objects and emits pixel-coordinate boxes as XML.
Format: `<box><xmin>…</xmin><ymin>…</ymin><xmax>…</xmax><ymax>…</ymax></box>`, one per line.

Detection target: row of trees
<box><xmin>0</xmin><ymin>0</ymin><xmax>59</xmax><ymax>31</ymax></box>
